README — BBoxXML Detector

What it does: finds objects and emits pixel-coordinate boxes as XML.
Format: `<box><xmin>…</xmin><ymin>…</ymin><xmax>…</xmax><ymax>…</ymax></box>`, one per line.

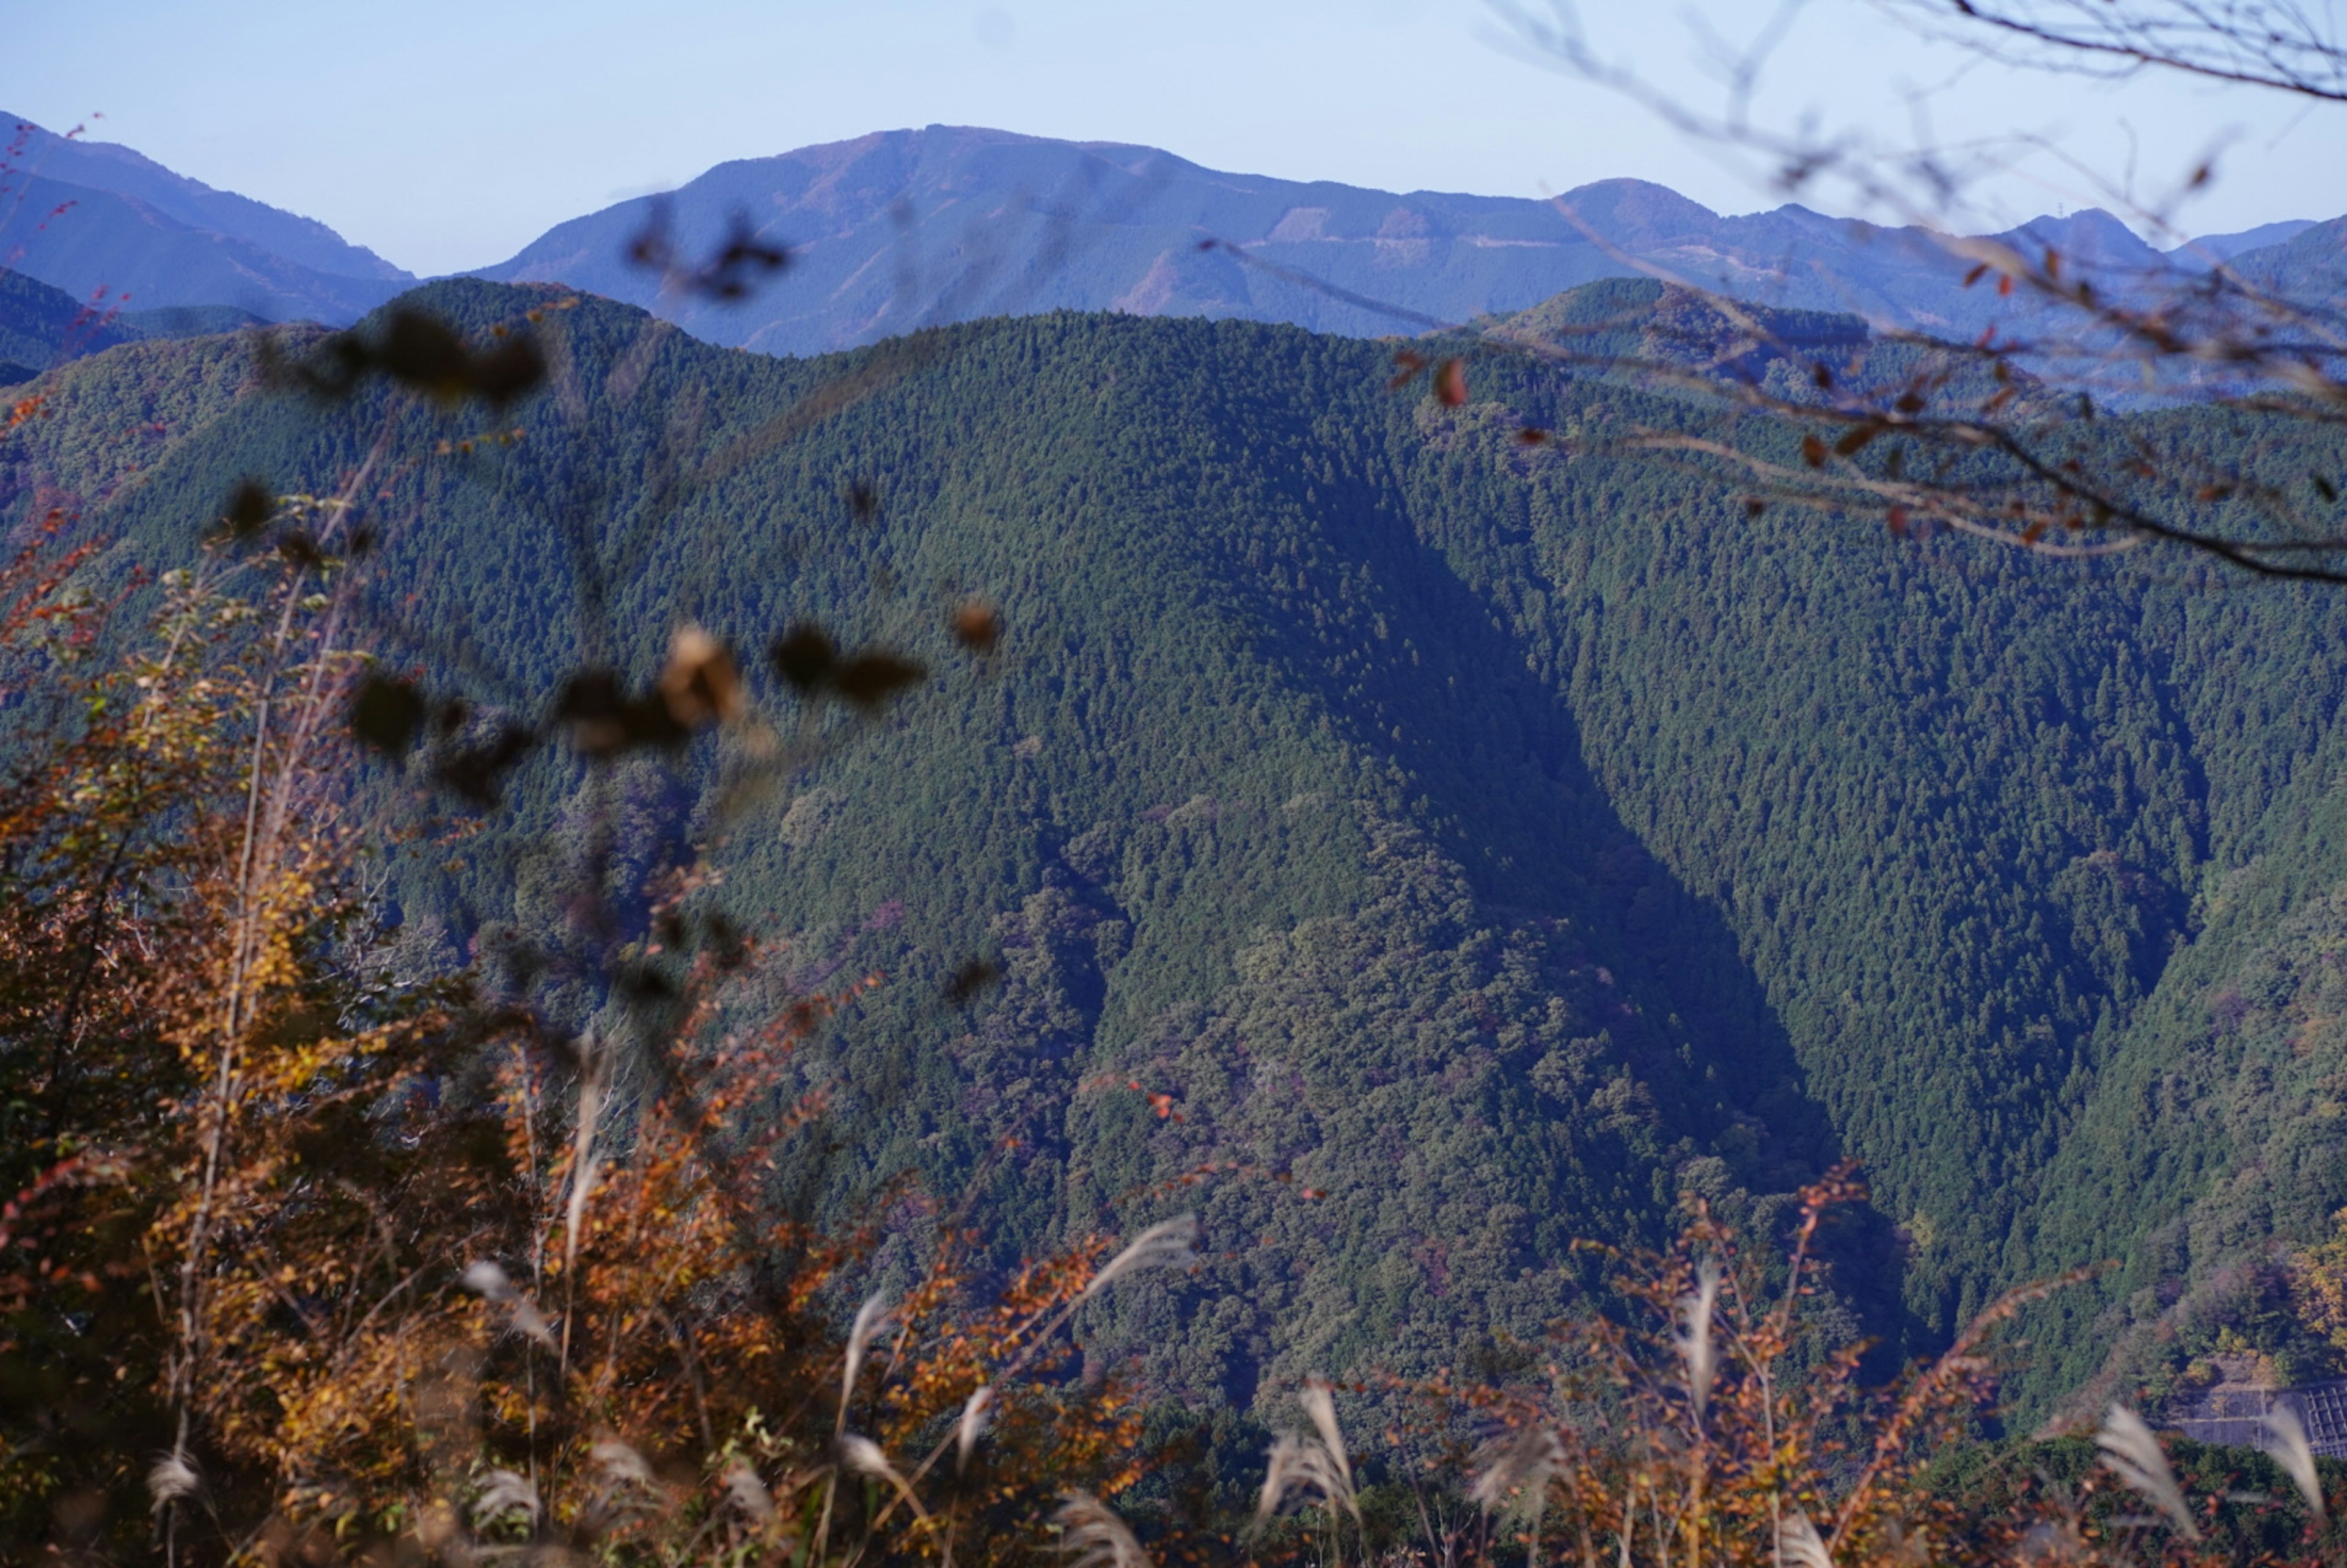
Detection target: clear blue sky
<box><xmin>6</xmin><ymin>0</ymin><xmax>2339</xmax><ymax>276</ymax></box>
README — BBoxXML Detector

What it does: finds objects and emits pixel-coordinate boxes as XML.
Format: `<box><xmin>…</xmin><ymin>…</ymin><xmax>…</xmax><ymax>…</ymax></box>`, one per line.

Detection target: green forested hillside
<box><xmin>10</xmin><ymin>279</ymin><xmax>2347</xmax><ymax>1428</ymax></box>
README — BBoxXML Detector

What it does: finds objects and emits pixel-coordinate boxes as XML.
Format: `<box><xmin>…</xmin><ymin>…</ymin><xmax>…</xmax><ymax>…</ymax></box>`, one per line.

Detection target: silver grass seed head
<box><xmin>2096</xmin><ymin>1403</ymin><xmax>2200</xmax><ymax>1542</ymax></box>
<box><xmin>460</xmin><ymin>1260</ymin><xmax>514</xmax><ymax>1301</ymax></box>
<box><xmin>1675</xmin><ymin>1256</ymin><xmax>1721</xmax><ymax>1424</ymax></box>
<box><xmin>840</xmin><ymin>1433</ymin><xmax>929</xmax><ymax>1521</ymax></box>
<box><xmin>590</xmin><ymin>1436</ymin><xmax>655</xmax><ymax>1490</ymax></box>
<box><xmin>146</xmin><ymin>1454</ymin><xmax>199</xmax><ymax>1512</ymax></box>
<box><xmin>2263</xmin><ymin>1402</ymin><xmax>2327</xmax><ymax>1522</ymax></box>
<box><xmin>461</xmin><ymin>1259</ymin><xmax>556</xmax><ymax>1348</ymax></box>
<box><xmin>1057</xmin><ymin>1490</ymin><xmax>1153</xmax><ymax>1568</ymax></box>
<box><xmin>1255</xmin><ymin>1429</ymin><xmax>1359</xmax><ymax>1523</ymax></box>
<box><xmin>1469</xmin><ymin>1426</ymin><xmax>1564</xmax><ymax>1517</ymax></box>
<box><xmin>471</xmin><ymin>1468</ymin><xmax>542</xmax><ymax>1529</ymax></box>
<box><xmin>839</xmin><ymin>1291</ymin><xmax>894</xmax><ymax>1428</ymax></box>
<box><xmin>1777</xmin><ymin>1509</ymin><xmax>1836</xmax><ymax>1568</ymax></box>
<box><xmin>1084</xmin><ymin>1214</ymin><xmax>1200</xmax><ymax>1300</ymax></box>
<box><xmin>724</xmin><ymin>1461</ymin><xmax>776</xmax><ymax>1524</ymax></box>
<box><xmin>839</xmin><ymin>1432</ymin><xmax>895</xmax><ymax>1481</ymax></box>
<box><xmin>1300</xmin><ymin>1380</ymin><xmax>1351</xmax><ymax>1492</ymax></box>
<box><xmin>958</xmin><ymin>1383</ymin><xmax>995</xmax><ymax>1473</ymax></box>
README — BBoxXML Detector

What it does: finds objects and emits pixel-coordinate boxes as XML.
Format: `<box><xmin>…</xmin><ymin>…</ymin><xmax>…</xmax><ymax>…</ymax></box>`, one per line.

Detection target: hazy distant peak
<box><xmin>2170</xmin><ymin>218</ymin><xmax>2316</xmax><ymax>266</ymax></box>
<box><xmin>1991</xmin><ymin>208</ymin><xmax>2162</xmax><ymax>271</ymax></box>
<box><xmin>1549</xmin><ymin>178</ymin><xmax>1722</xmax><ymax>246</ymax></box>
<box><xmin>3</xmin><ymin>111</ymin><xmax>411</xmax><ymax>287</ymax></box>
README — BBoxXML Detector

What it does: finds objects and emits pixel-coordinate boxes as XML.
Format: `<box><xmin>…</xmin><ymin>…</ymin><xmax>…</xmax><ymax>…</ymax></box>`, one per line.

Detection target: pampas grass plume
<box><xmin>146</xmin><ymin>1453</ymin><xmax>199</xmax><ymax>1511</ymax></box>
<box><xmin>2263</xmin><ymin>1401</ymin><xmax>2327</xmax><ymax>1522</ymax></box>
<box><xmin>1777</xmin><ymin>1509</ymin><xmax>1835</xmax><ymax>1568</ymax></box>
<box><xmin>1057</xmin><ymin>1490</ymin><xmax>1152</xmax><ymax>1568</ymax></box>
<box><xmin>2096</xmin><ymin>1403</ymin><xmax>2200</xmax><ymax>1541</ymax></box>
<box><xmin>838</xmin><ymin>1290</ymin><xmax>893</xmax><ymax>1432</ymax></box>
<box><xmin>958</xmin><ymin>1382</ymin><xmax>995</xmax><ymax>1473</ymax></box>
<box><xmin>1084</xmin><ymin>1213</ymin><xmax>1199</xmax><ymax>1299</ymax></box>
<box><xmin>1675</xmin><ymin>1256</ymin><xmax>1720</xmax><ymax>1424</ymax></box>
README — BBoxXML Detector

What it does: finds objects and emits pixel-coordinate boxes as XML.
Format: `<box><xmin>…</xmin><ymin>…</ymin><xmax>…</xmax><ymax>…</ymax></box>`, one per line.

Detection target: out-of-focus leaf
<box><xmin>435</xmin><ymin>721</ymin><xmax>535</xmax><ymax>808</ymax></box>
<box><xmin>658</xmin><ymin>625</ymin><xmax>743</xmax><ymax>727</ymax></box>
<box><xmin>351</xmin><ymin>675</ymin><xmax>426</xmax><ymax>757</ymax></box>
<box><xmin>625</xmin><ymin>198</ymin><xmax>789</xmax><ymax>303</ymax></box>
<box><xmin>770</xmin><ymin>623</ymin><xmax>837</xmax><ymax>695</ymax></box>
<box><xmin>953</xmin><ymin>599</ymin><xmax>1001</xmax><ymax>653</ymax></box>
<box><xmin>468</xmin><ymin>337</ymin><xmax>547</xmax><ymax>406</ymax></box>
<box><xmin>944</xmin><ymin>958</ymin><xmax>1002</xmax><ymax>1006</ymax></box>
<box><xmin>1434</xmin><ymin>358</ymin><xmax>1467</xmax><ymax>407</ymax></box>
<box><xmin>1801</xmin><ymin>433</ymin><xmax>1827</xmax><ymax>467</ymax></box>
<box><xmin>278</xmin><ymin>530</ymin><xmax>325</xmax><ymax>570</ymax></box>
<box><xmin>376</xmin><ymin>310</ymin><xmax>472</xmax><ymax>399</ymax></box>
<box><xmin>832</xmin><ymin>651</ymin><xmax>925</xmax><ymax>709</ymax></box>
<box><xmin>221</xmin><ymin>477</ymin><xmax>273</xmax><ymax>540</ymax></box>
<box><xmin>556</xmin><ymin>668</ymin><xmax>687</xmax><ymax>757</ymax></box>
<box><xmin>278</xmin><ymin>306</ymin><xmax>544</xmax><ymax>408</ymax></box>
<box><xmin>1834</xmin><ymin>424</ymin><xmax>1879</xmax><ymax>457</ymax></box>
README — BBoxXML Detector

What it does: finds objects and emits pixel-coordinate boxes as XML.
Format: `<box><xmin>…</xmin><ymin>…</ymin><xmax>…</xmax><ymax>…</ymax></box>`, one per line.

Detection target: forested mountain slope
<box><xmin>0</xmin><ymin>267</ymin><xmax>270</xmax><ymax>386</ymax></box>
<box><xmin>10</xmin><ymin>280</ymin><xmax>2347</xmax><ymax>1426</ymax></box>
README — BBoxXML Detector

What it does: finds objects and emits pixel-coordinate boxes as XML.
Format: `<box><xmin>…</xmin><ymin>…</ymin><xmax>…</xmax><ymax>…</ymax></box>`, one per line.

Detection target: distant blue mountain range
<box><xmin>465</xmin><ymin>126</ymin><xmax>2345</xmax><ymax>356</ymax></box>
<box><xmin>6</xmin><ymin>114</ymin><xmax>2338</xmax><ymax>358</ymax></box>
<box><xmin>1</xmin><ymin>115</ymin><xmax>413</xmax><ymax>324</ymax></box>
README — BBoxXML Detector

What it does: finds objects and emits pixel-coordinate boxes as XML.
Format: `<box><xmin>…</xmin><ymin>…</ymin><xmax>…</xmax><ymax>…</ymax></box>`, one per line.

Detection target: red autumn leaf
<box><xmin>952</xmin><ymin>599</ymin><xmax>1001</xmax><ymax>653</ymax></box>
<box><xmin>1386</xmin><ymin>350</ymin><xmax>1427</xmax><ymax>390</ymax></box>
<box><xmin>1801</xmin><ymin>433</ymin><xmax>1827</xmax><ymax>467</ymax></box>
<box><xmin>1434</xmin><ymin>359</ymin><xmax>1467</xmax><ymax>407</ymax></box>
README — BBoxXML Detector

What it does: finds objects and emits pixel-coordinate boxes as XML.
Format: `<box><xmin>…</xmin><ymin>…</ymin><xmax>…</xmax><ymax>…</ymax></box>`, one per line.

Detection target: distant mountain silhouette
<box><xmin>3</xmin><ymin>113</ymin><xmax>2329</xmax><ymax>348</ymax></box>
<box><xmin>1</xmin><ymin>114</ymin><xmax>413</xmax><ymax>323</ymax></box>
<box><xmin>473</xmin><ymin>124</ymin><xmax>2335</xmax><ymax>357</ymax></box>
